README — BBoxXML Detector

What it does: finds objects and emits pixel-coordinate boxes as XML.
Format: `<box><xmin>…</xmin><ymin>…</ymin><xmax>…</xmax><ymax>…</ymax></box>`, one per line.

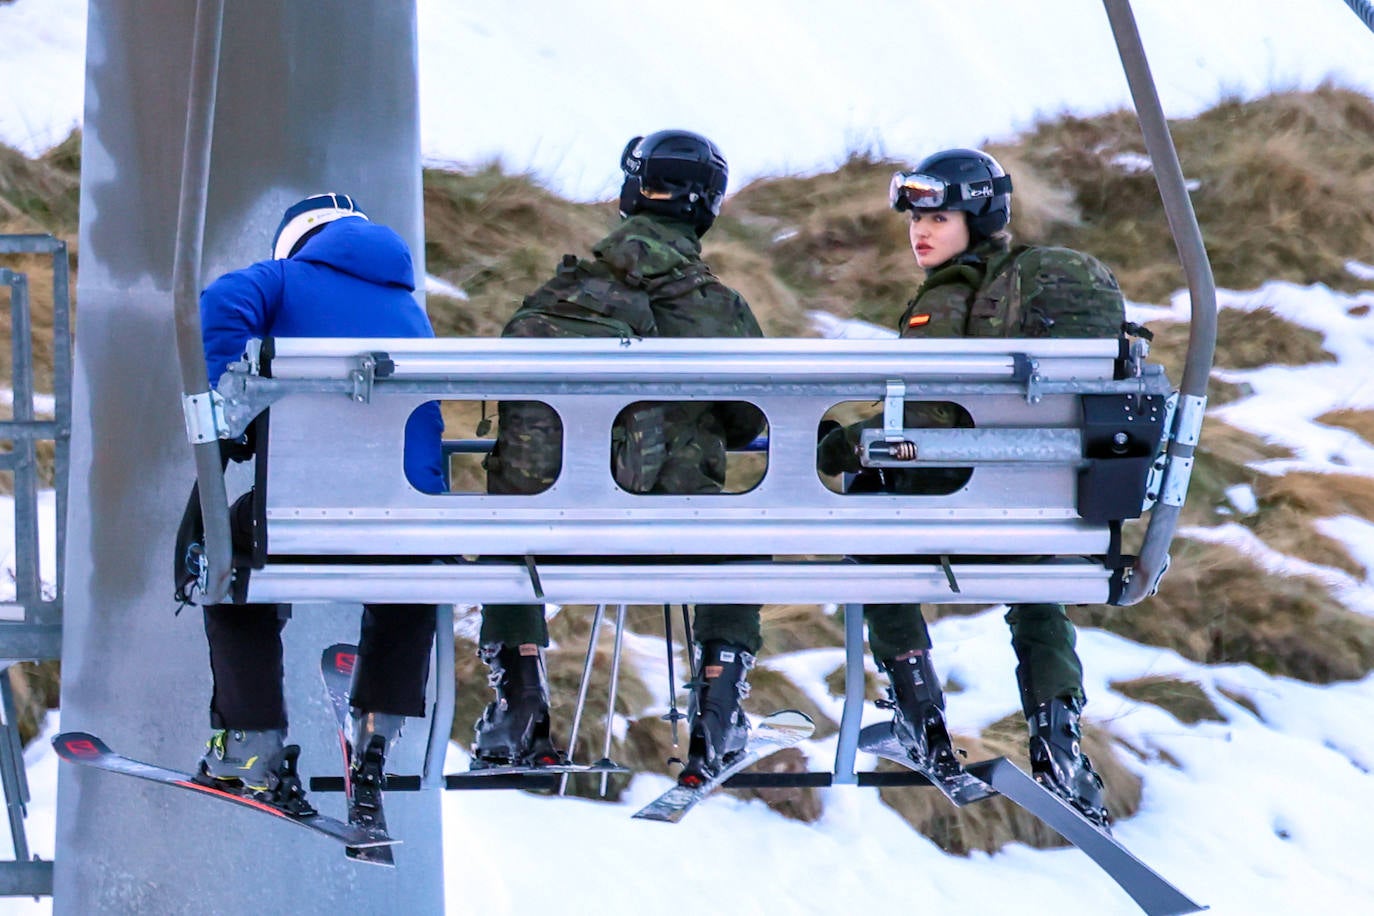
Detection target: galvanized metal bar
<box><xmin>47</xmin><ymin>239</ymin><xmax>72</xmax><ymax>602</ymax></box>
<box><xmin>421</xmin><ymin>604</ymin><xmax>455</xmax><ymax>789</ymax></box>
<box><xmin>599</xmin><ymin>604</ymin><xmax>628</xmax><ymax>796</ymax></box>
<box><xmin>245</xmin><ymin>562</ymin><xmax>1113</xmax><ymax>606</ymax></box>
<box><xmin>0</xmin><ymin>422</ymin><xmax>60</xmax><ymax>439</ymax></box>
<box><xmin>560</xmin><ymin>603</ymin><xmax>607</xmax><ymax>797</ymax></box>
<box><xmin>4</xmin><ymin>270</ymin><xmax>40</xmax><ymax>610</ymax></box>
<box><xmin>0</xmin><ymin>676</ymin><xmax>31</xmax><ymax>862</ymax></box>
<box><xmin>860</xmin><ymin>427</ymin><xmax>1084</xmax><ymax>465</ymax></box>
<box><xmin>0</xmin><ymin>859</ymin><xmax>52</xmax><ymax>897</ymax></box>
<box><xmin>831</xmin><ymin>603</ymin><xmax>866</xmax><ymax>785</ymax></box>
<box><xmin>0</xmin><ymin>627</ymin><xmax>60</xmax><ymax>661</ymax></box>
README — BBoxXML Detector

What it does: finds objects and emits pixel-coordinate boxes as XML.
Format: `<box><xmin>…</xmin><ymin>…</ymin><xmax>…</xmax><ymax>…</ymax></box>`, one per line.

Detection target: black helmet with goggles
<box><xmin>890</xmin><ymin>148</ymin><xmax>1013</xmax><ymax>240</ymax></box>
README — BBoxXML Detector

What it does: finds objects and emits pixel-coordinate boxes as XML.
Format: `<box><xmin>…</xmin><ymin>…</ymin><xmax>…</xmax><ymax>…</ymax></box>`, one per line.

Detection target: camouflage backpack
<box><xmin>503</xmin><ymin>253</ymin><xmax>658</xmax><ymax>340</ymax></box>
<box><xmin>968</xmin><ymin>245</ymin><xmax>1126</xmax><ymax>339</ymax></box>
<box><xmin>486</xmin><ymin>254</ymin><xmax>666</xmax><ymax>494</ymax></box>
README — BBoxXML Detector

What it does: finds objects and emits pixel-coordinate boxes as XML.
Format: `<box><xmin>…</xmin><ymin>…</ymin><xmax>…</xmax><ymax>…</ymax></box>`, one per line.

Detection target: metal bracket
<box><xmin>1173</xmin><ymin>393</ymin><xmax>1207</xmax><ymax>446</ymax></box>
<box><xmin>241</xmin><ymin>338</ymin><xmax>262</xmax><ymax>376</ymax></box>
<box><xmin>939</xmin><ymin>555</ymin><xmax>961</xmax><ymax>594</ymax></box>
<box><xmin>181</xmin><ymin>390</ymin><xmax>226</xmax><ymax>444</ymax></box>
<box><xmin>883</xmin><ymin>379</ymin><xmax>906</xmax><ymax>442</ymax></box>
<box><xmin>1161</xmin><ymin>455</ymin><xmax>1194</xmax><ymax>508</ymax></box>
<box><xmin>350</xmin><ymin>355</ymin><xmax>378</xmax><ymax>403</ymax></box>
<box><xmin>1141</xmin><ymin>392</ymin><xmax>1178</xmax><ymax>511</ymax></box>
<box><xmin>347</xmin><ymin>351</ymin><xmax>396</xmax><ymax>403</ymax></box>
<box><xmin>1012</xmin><ymin>353</ymin><xmax>1043</xmax><ymax>404</ymax></box>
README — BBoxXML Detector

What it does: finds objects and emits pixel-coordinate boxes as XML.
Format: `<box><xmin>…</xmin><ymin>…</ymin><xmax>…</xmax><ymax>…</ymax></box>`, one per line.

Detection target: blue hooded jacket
<box><xmin>200</xmin><ymin>218</ymin><xmax>446</xmax><ymax>494</ymax></box>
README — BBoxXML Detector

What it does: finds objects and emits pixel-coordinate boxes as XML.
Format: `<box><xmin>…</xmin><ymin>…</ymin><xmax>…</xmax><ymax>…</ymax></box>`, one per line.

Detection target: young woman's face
<box><xmin>908</xmin><ymin>209</ymin><xmax>970</xmax><ymax>269</ymax></box>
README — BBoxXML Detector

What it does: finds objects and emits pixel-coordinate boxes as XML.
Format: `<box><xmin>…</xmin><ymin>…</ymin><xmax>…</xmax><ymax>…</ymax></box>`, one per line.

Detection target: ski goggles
<box><xmin>889</xmin><ymin>170</ymin><xmax>1012</xmax><ymax>212</ymax></box>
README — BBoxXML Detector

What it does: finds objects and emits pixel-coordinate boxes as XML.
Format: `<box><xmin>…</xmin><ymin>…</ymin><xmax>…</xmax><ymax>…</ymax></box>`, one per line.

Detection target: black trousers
<box><xmin>203</xmin><ymin>602</ymin><xmax>436</xmax><ymax>730</ymax></box>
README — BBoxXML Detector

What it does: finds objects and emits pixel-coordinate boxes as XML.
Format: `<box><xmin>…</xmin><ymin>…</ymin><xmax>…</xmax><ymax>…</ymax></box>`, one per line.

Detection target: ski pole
<box><xmin>560</xmin><ymin>603</ymin><xmax>607</xmax><ymax>797</ymax></box>
<box><xmin>661</xmin><ymin>604</ymin><xmax>685</xmax><ymax>747</ymax></box>
<box><xmin>599</xmin><ymin>603</ymin><xmax>628</xmax><ymax>797</ymax></box>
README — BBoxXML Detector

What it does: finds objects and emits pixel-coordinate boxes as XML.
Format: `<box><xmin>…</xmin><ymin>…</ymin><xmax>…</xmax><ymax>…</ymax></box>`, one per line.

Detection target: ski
<box><xmin>965</xmin><ymin>758</ymin><xmax>1204</xmax><ymax>916</ymax></box>
<box><xmin>321</xmin><ymin>643</ymin><xmax>395</xmax><ymax>867</ymax></box>
<box><xmin>52</xmin><ymin>731</ymin><xmax>397</xmax><ymax>849</ymax></box>
<box><xmin>857</xmin><ymin>721</ymin><xmax>998</xmax><ymax>807</ymax></box>
<box><xmin>632</xmin><ymin>709</ymin><xmax>814</xmax><ymax>823</ymax></box>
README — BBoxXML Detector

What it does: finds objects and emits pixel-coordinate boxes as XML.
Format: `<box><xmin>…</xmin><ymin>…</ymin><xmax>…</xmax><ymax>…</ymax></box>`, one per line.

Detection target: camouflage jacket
<box><xmin>593</xmin><ymin>214</ymin><xmax>765</xmax><ymax>493</ymax></box>
<box><xmin>898</xmin><ymin>238</ymin><xmax>1125</xmax><ymax>341</ymax></box>
<box><xmin>818</xmin><ymin>238</ymin><xmax>1125</xmax><ymax>486</ymax></box>
<box><xmin>488</xmin><ymin>214</ymin><xmax>764</xmax><ymax>496</ymax></box>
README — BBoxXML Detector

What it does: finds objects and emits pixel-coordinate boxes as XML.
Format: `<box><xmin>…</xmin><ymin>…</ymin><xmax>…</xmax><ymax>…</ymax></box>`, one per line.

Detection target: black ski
<box><xmin>52</xmin><ymin>731</ymin><xmax>397</xmax><ymax>849</ymax></box>
<box><xmin>633</xmin><ymin>710</ymin><xmax>814</xmax><ymax>823</ymax></box>
<box><xmin>858</xmin><ymin>721</ymin><xmax>998</xmax><ymax>806</ymax></box>
<box><xmin>965</xmin><ymin>758</ymin><xmax>1205</xmax><ymax>916</ymax></box>
<box><xmin>321</xmin><ymin>643</ymin><xmax>395</xmax><ymax>867</ymax></box>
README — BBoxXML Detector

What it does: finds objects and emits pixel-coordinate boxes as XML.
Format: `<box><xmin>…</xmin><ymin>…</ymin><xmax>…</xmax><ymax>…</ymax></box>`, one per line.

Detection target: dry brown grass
<box><xmin>1015</xmin><ymin>85</ymin><xmax>1374</xmax><ymax>304</ymax></box>
<box><xmin>1109</xmin><ymin>676</ymin><xmax>1226</xmax><ymax>725</ymax></box>
<box><xmin>1248</xmin><ymin>471</ymin><xmax>1374</xmax><ymax>576</ymax></box>
<box><xmin>6</xmin><ymin>661</ymin><xmax>60</xmax><ymax>745</ymax></box>
<box><xmin>1179</xmin><ymin>418</ymin><xmax>1291</xmax><ymax>527</ymax></box>
<box><xmin>1073</xmin><ymin>537</ymin><xmax>1374</xmax><ymax>682</ymax></box>
<box><xmin>1316</xmin><ymin>408</ymin><xmax>1374</xmax><ymax>445</ymax></box>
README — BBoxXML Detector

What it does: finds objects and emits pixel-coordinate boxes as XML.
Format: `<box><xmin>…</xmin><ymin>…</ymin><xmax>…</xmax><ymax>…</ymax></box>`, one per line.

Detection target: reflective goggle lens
<box><xmin>889</xmin><ymin>171</ymin><xmax>948</xmax><ymax>211</ymax></box>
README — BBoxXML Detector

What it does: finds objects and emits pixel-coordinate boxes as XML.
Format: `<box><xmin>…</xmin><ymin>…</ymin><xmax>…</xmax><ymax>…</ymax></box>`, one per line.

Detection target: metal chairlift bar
<box><xmin>244</xmin><ymin>562</ymin><xmax>1114</xmax><ymax>606</ymax></box>
<box><xmin>1342</xmin><ymin>0</ymin><xmax>1374</xmax><ymax>32</ymax></box>
<box><xmin>3</xmin><ymin>271</ymin><xmax>41</xmax><ymax>612</ymax></box>
<box><xmin>1102</xmin><ymin>0</ymin><xmax>1218</xmax><ymax>605</ymax></box>
<box><xmin>169</xmin><ymin>0</ymin><xmax>233</xmax><ymax>605</ymax></box>
<box><xmin>831</xmin><ymin>603</ymin><xmax>866</xmax><ymax>785</ymax></box>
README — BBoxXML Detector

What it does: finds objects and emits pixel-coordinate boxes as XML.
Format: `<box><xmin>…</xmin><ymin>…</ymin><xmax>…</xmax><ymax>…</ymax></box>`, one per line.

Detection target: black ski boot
<box><xmin>348</xmin><ymin>712</ymin><xmax>404</xmax><ymax>812</ymax></box>
<box><xmin>877</xmin><ymin>651</ymin><xmax>961</xmax><ymax>778</ymax></box>
<box><xmin>194</xmin><ymin>728</ymin><xmax>315</xmax><ymax>816</ymax></box>
<box><xmin>472</xmin><ymin>643</ymin><xmax>565</xmax><ymax>767</ymax></box>
<box><xmin>679</xmin><ymin>640</ymin><xmax>754</xmax><ymax>788</ymax></box>
<box><xmin>1028</xmin><ymin>697</ymin><xmax>1111</xmax><ymax>830</ymax></box>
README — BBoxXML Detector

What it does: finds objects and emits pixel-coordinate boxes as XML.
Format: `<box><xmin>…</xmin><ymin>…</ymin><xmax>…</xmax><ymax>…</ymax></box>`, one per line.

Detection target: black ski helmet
<box><xmin>618</xmin><ymin>130</ymin><xmax>729</xmax><ymax>236</ymax></box>
<box><xmin>890</xmin><ymin>148</ymin><xmax>1012</xmax><ymax>241</ymax></box>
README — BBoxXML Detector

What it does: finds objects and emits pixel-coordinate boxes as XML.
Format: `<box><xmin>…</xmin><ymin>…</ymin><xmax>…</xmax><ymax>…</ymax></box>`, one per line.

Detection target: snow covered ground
<box><xmin>5</xmin><ymin>0</ymin><xmax>1374</xmax><ymax>913</ymax></box>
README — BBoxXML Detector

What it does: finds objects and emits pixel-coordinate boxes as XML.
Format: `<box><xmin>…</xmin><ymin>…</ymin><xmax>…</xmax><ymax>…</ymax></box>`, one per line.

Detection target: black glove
<box><xmin>218</xmin><ymin>428</ymin><xmax>256</xmax><ymax>464</ymax></box>
<box><xmin>817</xmin><ymin>422</ymin><xmax>861</xmax><ymax>475</ymax></box>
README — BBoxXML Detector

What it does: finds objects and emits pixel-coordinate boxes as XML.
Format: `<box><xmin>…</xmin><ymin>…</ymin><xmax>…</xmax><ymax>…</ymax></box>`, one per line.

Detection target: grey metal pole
<box><xmin>1341</xmin><ymin>0</ymin><xmax>1374</xmax><ymax>31</ymax></box>
<box><xmin>1101</xmin><ymin>0</ymin><xmax>1217</xmax><ymax>606</ymax></box>
<box><xmin>560</xmin><ymin>603</ymin><xmax>606</xmax><ymax>796</ymax></box>
<box><xmin>170</xmin><ymin>0</ymin><xmax>233</xmax><ymax>604</ymax></box>
<box><xmin>3</xmin><ymin>270</ymin><xmax>39</xmax><ymax>610</ymax></box>
<box><xmin>831</xmin><ymin>604</ymin><xmax>865</xmax><ymax>784</ymax></box>
<box><xmin>48</xmin><ymin>239</ymin><xmax>72</xmax><ymax>607</ymax></box>
<box><xmin>599</xmin><ymin>604</ymin><xmax>628</xmax><ymax>797</ymax></box>
<box><xmin>422</xmin><ymin>604</ymin><xmax>455</xmax><ymax>788</ymax></box>
<box><xmin>0</xmin><ymin>675</ymin><xmax>31</xmax><ymax>863</ymax></box>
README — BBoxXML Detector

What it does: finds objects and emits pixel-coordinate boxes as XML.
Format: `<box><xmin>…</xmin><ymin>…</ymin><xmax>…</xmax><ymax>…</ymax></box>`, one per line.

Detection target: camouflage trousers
<box><xmin>864</xmin><ymin>602</ymin><xmax>1085</xmax><ymax>716</ymax></box>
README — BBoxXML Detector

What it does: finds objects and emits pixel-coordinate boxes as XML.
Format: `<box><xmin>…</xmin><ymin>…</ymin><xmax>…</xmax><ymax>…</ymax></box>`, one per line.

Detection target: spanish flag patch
<box><xmin>908</xmin><ymin>314</ymin><xmax>931</xmax><ymax>328</ymax></box>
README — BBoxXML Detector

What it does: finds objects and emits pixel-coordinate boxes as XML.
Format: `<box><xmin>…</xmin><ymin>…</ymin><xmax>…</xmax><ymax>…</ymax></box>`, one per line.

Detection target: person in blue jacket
<box><xmin>193</xmin><ymin>193</ymin><xmax>445</xmax><ymax>812</ymax></box>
